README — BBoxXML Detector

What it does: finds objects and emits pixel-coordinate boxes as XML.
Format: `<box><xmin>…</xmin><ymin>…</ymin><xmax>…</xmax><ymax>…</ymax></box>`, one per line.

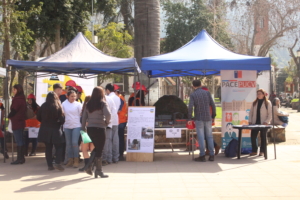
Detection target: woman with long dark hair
<box><xmin>78</xmin><ymin>95</ymin><xmax>95</xmax><ymax>172</ymax></box>
<box><xmin>24</xmin><ymin>94</ymin><xmax>40</xmax><ymax>156</ymax></box>
<box><xmin>9</xmin><ymin>84</ymin><xmax>27</xmax><ymax>165</ymax></box>
<box><xmin>37</xmin><ymin>92</ymin><xmax>65</xmax><ymax>171</ymax></box>
<box><xmin>248</xmin><ymin>89</ymin><xmax>272</xmax><ymax>156</ymax></box>
<box><xmin>62</xmin><ymin>90</ymin><xmax>82</xmax><ymax>168</ymax></box>
<box><xmin>81</xmin><ymin>86</ymin><xmax>111</xmax><ymax>178</ymax></box>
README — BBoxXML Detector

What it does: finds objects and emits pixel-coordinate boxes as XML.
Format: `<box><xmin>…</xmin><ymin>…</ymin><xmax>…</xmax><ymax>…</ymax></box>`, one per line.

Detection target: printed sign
<box><xmin>221</xmin><ymin>70</ymin><xmax>257</xmax><ymax>154</ymax></box>
<box><xmin>166</xmin><ymin>128</ymin><xmax>182</xmax><ymax>138</ymax></box>
<box><xmin>127</xmin><ymin>107</ymin><xmax>155</xmax><ymax>153</ymax></box>
<box><xmin>28</xmin><ymin>127</ymin><xmax>39</xmax><ymax>138</ymax></box>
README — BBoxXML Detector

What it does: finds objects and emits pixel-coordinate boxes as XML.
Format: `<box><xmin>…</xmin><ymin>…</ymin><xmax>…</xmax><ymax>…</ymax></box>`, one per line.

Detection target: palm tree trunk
<box><xmin>134</xmin><ymin>0</ymin><xmax>160</xmax><ymax>84</ymax></box>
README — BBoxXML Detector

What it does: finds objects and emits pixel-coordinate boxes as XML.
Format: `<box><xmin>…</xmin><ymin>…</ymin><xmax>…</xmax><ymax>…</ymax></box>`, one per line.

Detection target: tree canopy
<box><xmin>161</xmin><ymin>0</ymin><xmax>233</xmax><ymax>53</ymax></box>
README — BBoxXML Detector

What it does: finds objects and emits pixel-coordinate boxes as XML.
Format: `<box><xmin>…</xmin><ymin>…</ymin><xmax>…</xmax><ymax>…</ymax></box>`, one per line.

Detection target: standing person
<box><xmin>9</xmin><ymin>84</ymin><xmax>27</xmax><ymax>165</ymax></box>
<box><xmin>37</xmin><ymin>92</ymin><xmax>65</xmax><ymax>171</ymax></box>
<box><xmin>115</xmin><ymin>90</ymin><xmax>128</xmax><ymax>161</ymax></box>
<box><xmin>188</xmin><ymin>80</ymin><xmax>216</xmax><ymax>162</ymax></box>
<box><xmin>272</xmin><ymin>97</ymin><xmax>289</xmax><ymax>127</ymax></box>
<box><xmin>52</xmin><ymin>83</ymin><xmax>65</xmax><ymax>162</ymax></box>
<box><xmin>81</xmin><ymin>86</ymin><xmax>111</xmax><ymax>178</ymax></box>
<box><xmin>53</xmin><ymin>83</ymin><xmax>63</xmax><ymax>96</ymax></box>
<box><xmin>24</xmin><ymin>94</ymin><xmax>40</xmax><ymax>156</ymax></box>
<box><xmin>62</xmin><ymin>90</ymin><xmax>82</xmax><ymax>168</ymax></box>
<box><xmin>78</xmin><ymin>96</ymin><xmax>95</xmax><ymax>172</ymax></box>
<box><xmin>105</xmin><ymin>83</ymin><xmax>120</xmax><ymax>164</ymax></box>
<box><xmin>201</xmin><ymin>86</ymin><xmax>220</xmax><ymax>155</ymax></box>
<box><xmin>248</xmin><ymin>89</ymin><xmax>272</xmax><ymax>156</ymax></box>
<box><xmin>75</xmin><ymin>86</ymin><xmax>83</xmax><ymax>103</ymax></box>
<box><xmin>102</xmin><ymin>93</ymin><xmax>118</xmax><ymax>165</ymax></box>
<box><xmin>0</xmin><ymin>101</ymin><xmax>9</xmax><ymax>159</ymax></box>
<box><xmin>59</xmin><ymin>80</ymin><xmax>77</xmax><ymax>103</ymax></box>
<box><xmin>128</xmin><ymin>90</ymin><xmax>145</xmax><ymax>106</ymax></box>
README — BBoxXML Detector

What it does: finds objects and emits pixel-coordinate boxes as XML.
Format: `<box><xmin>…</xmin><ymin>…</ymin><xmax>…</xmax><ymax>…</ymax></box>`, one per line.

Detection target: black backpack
<box><xmin>225</xmin><ymin>138</ymin><xmax>238</xmax><ymax>157</ymax></box>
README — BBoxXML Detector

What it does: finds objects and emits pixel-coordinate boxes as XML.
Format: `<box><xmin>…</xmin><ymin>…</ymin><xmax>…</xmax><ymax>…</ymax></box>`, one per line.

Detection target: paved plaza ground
<box><xmin>1</xmin><ymin>107</ymin><xmax>300</xmax><ymax>199</ymax></box>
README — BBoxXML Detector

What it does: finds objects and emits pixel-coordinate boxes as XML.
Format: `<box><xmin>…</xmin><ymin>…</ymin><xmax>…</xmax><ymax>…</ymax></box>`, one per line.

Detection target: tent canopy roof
<box><xmin>6</xmin><ymin>32</ymin><xmax>139</xmax><ymax>75</ymax></box>
<box><xmin>141</xmin><ymin>30</ymin><xmax>271</xmax><ymax>77</ymax></box>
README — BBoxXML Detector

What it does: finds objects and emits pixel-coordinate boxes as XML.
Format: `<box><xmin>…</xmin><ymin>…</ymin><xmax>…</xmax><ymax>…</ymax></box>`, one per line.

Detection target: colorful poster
<box><xmin>36</xmin><ymin>74</ymin><xmax>96</xmax><ymax>106</ymax></box>
<box><xmin>221</xmin><ymin>70</ymin><xmax>256</xmax><ymax>154</ymax></box>
<box><xmin>127</xmin><ymin>107</ymin><xmax>155</xmax><ymax>153</ymax></box>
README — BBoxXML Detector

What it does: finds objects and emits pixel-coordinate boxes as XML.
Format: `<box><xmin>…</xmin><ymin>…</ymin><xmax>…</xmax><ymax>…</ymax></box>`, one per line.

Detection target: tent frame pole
<box><xmin>148</xmin><ymin>77</ymin><xmax>150</xmax><ymax>106</ymax></box>
<box><xmin>270</xmin><ymin>68</ymin><xmax>276</xmax><ymax>159</ymax></box>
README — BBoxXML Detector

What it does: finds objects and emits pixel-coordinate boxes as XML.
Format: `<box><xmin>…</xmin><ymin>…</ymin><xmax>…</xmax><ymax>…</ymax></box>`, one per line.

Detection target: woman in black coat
<box><xmin>37</xmin><ymin>92</ymin><xmax>65</xmax><ymax>171</ymax></box>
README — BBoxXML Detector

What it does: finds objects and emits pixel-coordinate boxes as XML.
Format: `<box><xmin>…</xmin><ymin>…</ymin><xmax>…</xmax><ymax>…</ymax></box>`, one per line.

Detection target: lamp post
<box><xmin>297</xmin><ymin>48</ymin><xmax>300</xmax><ymax>112</ymax></box>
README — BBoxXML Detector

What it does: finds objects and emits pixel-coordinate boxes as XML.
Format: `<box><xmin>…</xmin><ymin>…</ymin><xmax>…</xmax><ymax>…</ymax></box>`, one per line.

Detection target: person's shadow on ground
<box><xmin>14</xmin><ymin>177</ymin><xmax>91</xmax><ymax>193</ymax></box>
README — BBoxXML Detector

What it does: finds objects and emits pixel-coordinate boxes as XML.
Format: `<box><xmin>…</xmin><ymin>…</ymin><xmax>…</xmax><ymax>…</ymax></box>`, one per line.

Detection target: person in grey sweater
<box><xmin>81</xmin><ymin>86</ymin><xmax>111</xmax><ymax>178</ymax></box>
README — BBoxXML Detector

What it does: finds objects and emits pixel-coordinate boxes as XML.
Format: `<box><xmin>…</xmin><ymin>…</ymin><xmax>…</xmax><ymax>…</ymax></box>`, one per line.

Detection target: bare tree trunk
<box><xmin>2</xmin><ymin>0</ymin><xmax>12</xmax><ymax>97</ymax></box>
<box><xmin>39</xmin><ymin>40</ymin><xmax>50</xmax><ymax>57</ymax></box>
<box><xmin>134</xmin><ymin>0</ymin><xmax>160</xmax><ymax>85</ymax></box>
<box><xmin>55</xmin><ymin>24</ymin><xmax>61</xmax><ymax>52</ymax></box>
<box><xmin>121</xmin><ymin>0</ymin><xmax>133</xmax><ymax>36</ymax></box>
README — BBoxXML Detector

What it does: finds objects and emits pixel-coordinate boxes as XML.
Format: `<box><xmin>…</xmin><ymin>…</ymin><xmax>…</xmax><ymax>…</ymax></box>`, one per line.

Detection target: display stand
<box><xmin>126</xmin><ymin>106</ymin><xmax>155</xmax><ymax>162</ymax></box>
<box><xmin>126</xmin><ymin>152</ymin><xmax>153</xmax><ymax>162</ymax></box>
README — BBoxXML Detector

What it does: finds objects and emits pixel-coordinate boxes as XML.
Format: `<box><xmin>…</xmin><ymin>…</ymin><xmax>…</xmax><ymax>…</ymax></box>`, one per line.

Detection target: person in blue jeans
<box><xmin>62</xmin><ymin>90</ymin><xmax>82</xmax><ymax>168</ymax></box>
<box><xmin>9</xmin><ymin>84</ymin><xmax>27</xmax><ymax>165</ymax></box>
<box><xmin>188</xmin><ymin>80</ymin><xmax>216</xmax><ymax>162</ymax></box>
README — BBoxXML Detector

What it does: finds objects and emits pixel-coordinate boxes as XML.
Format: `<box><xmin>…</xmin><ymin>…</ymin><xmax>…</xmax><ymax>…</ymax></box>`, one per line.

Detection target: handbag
<box><xmin>80</xmin><ymin>130</ymin><xmax>92</xmax><ymax>144</ymax></box>
<box><xmin>8</xmin><ymin>120</ymin><xmax>13</xmax><ymax>133</ymax></box>
<box><xmin>278</xmin><ymin>116</ymin><xmax>288</xmax><ymax>123</ymax></box>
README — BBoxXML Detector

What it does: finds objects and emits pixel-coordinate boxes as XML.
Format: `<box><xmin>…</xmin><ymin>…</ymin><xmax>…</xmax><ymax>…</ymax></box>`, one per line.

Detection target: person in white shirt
<box><xmin>103</xmin><ymin>83</ymin><xmax>121</xmax><ymax>164</ymax></box>
<box><xmin>62</xmin><ymin>90</ymin><xmax>82</xmax><ymax>168</ymax></box>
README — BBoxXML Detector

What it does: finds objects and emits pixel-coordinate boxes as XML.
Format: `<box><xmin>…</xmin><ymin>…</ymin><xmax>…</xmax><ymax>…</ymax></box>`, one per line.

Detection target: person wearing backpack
<box><xmin>248</xmin><ymin>89</ymin><xmax>272</xmax><ymax>156</ymax></box>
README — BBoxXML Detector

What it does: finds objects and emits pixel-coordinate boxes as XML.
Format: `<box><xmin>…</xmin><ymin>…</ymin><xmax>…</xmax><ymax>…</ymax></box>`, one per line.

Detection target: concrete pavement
<box><xmin>1</xmin><ymin>107</ymin><xmax>300</xmax><ymax>199</ymax></box>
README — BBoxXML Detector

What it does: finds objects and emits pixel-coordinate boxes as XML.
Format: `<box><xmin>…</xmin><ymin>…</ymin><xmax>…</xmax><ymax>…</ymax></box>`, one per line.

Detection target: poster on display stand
<box><xmin>126</xmin><ymin>107</ymin><xmax>155</xmax><ymax>153</ymax></box>
<box><xmin>221</xmin><ymin>70</ymin><xmax>257</xmax><ymax>154</ymax></box>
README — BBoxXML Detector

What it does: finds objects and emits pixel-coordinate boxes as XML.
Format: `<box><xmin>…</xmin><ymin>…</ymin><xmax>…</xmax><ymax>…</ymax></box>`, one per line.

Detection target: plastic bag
<box><xmin>8</xmin><ymin>120</ymin><xmax>13</xmax><ymax>133</ymax></box>
<box><xmin>80</xmin><ymin>130</ymin><xmax>92</xmax><ymax>144</ymax></box>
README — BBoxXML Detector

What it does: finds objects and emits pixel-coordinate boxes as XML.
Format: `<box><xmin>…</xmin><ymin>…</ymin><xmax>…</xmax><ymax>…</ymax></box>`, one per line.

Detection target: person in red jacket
<box><xmin>8</xmin><ymin>84</ymin><xmax>27</xmax><ymax>165</ymax></box>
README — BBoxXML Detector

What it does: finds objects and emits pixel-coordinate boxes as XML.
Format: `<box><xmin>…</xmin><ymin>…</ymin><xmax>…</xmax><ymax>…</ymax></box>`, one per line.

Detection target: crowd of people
<box><xmin>0</xmin><ymin>79</ymin><xmax>290</xmax><ymax>173</ymax></box>
<box><xmin>1</xmin><ymin>80</ymin><xmax>153</xmax><ymax>178</ymax></box>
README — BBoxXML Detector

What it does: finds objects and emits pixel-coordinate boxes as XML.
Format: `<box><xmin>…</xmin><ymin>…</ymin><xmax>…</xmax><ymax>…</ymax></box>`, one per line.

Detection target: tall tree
<box><xmin>229</xmin><ymin>0</ymin><xmax>300</xmax><ymax>56</ymax></box>
<box><xmin>134</xmin><ymin>0</ymin><xmax>160</xmax><ymax>85</ymax></box>
<box><xmin>161</xmin><ymin>0</ymin><xmax>233</xmax><ymax>53</ymax></box>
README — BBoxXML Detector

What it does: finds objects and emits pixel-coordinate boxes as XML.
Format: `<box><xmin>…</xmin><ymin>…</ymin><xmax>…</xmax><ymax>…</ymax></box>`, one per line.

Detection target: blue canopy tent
<box><xmin>141</xmin><ymin>30</ymin><xmax>276</xmax><ymax>159</ymax></box>
<box><xmin>142</xmin><ymin>30</ymin><xmax>271</xmax><ymax>77</ymax></box>
<box><xmin>6</xmin><ymin>32</ymin><xmax>140</xmax><ymax>77</ymax></box>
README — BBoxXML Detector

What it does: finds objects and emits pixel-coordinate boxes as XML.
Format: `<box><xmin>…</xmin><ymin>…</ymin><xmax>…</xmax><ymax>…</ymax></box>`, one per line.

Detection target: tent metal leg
<box><xmin>270</xmin><ymin>68</ymin><xmax>276</xmax><ymax>159</ymax></box>
<box><xmin>148</xmin><ymin>77</ymin><xmax>150</xmax><ymax>105</ymax></box>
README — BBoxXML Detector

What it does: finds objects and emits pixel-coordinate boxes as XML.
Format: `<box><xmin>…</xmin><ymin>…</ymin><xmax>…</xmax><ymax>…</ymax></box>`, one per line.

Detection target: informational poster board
<box><xmin>166</xmin><ymin>128</ymin><xmax>182</xmax><ymax>138</ymax></box>
<box><xmin>221</xmin><ymin>70</ymin><xmax>256</xmax><ymax>154</ymax></box>
<box><xmin>36</xmin><ymin>74</ymin><xmax>96</xmax><ymax>106</ymax></box>
<box><xmin>28</xmin><ymin>127</ymin><xmax>39</xmax><ymax>138</ymax></box>
<box><xmin>126</xmin><ymin>107</ymin><xmax>155</xmax><ymax>154</ymax></box>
